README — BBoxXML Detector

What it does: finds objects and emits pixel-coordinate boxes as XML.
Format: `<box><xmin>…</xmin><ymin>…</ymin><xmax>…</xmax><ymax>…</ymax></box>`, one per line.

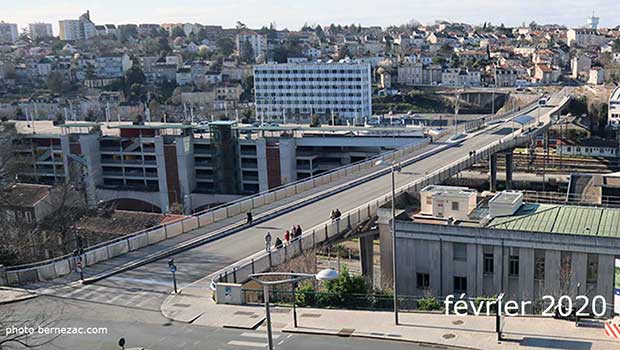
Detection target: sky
<box><xmin>3</xmin><ymin>0</ymin><xmax>619</xmax><ymax>33</ymax></box>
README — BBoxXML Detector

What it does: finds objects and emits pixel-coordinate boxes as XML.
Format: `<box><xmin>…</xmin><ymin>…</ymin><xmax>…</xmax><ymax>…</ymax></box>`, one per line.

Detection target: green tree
<box><xmin>125</xmin><ymin>66</ymin><xmax>146</xmax><ymax>86</ymax></box>
<box><xmin>241</xmin><ymin>75</ymin><xmax>254</xmax><ymax>102</ymax></box>
<box><xmin>216</xmin><ymin>37</ymin><xmax>235</xmax><ymax>56</ymax></box>
<box><xmin>240</xmin><ymin>40</ymin><xmax>255</xmax><ymax>63</ymax></box>
<box><xmin>47</xmin><ymin>71</ymin><xmax>67</xmax><ymax>93</ymax></box>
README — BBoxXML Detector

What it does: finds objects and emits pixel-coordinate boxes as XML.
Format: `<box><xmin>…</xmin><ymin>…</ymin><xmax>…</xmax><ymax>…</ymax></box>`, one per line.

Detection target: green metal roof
<box><xmin>489</xmin><ymin>204</ymin><xmax>620</xmax><ymax>237</ymax></box>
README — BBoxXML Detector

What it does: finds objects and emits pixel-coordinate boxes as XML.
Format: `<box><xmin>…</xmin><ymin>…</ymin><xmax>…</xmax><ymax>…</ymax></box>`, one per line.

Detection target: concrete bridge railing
<box><xmin>211</xmin><ymin>98</ymin><xmax>570</xmax><ymax>292</ymax></box>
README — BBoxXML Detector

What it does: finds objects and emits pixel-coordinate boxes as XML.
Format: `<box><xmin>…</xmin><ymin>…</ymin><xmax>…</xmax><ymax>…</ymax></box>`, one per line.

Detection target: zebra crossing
<box><xmin>35</xmin><ymin>283</ymin><xmax>161</xmax><ymax>309</ymax></box>
<box><xmin>221</xmin><ymin>331</ymin><xmax>291</xmax><ymax>349</ymax></box>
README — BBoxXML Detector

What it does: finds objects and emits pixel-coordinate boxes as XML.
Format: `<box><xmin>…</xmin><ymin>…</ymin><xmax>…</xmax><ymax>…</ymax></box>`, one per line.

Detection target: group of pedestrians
<box><xmin>264</xmin><ymin>225</ymin><xmax>303</xmax><ymax>252</ymax></box>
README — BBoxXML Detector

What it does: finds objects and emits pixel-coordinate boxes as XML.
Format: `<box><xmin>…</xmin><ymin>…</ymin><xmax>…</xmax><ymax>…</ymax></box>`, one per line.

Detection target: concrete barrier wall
<box><xmin>165</xmin><ymin>221</ymin><xmax>184</xmax><ymax>238</ymax></box>
<box><xmin>36</xmin><ymin>264</ymin><xmax>57</xmax><ymax>281</ymax></box>
<box><xmin>287</xmin><ymin>186</ymin><xmax>296</xmax><ymax>197</ymax></box>
<box><xmin>198</xmin><ymin>212</ymin><xmax>214</xmax><ymax>226</ymax></box>
<box><xmin>108</xmin><ymin>240</ymin><xmax>129</xmax><ymax>258</ymax></box>
<box><xmin>182</xmin><ymin>217</ymin><xmax>199</xmax><ymax>231</ymax></box>
<box><xmin>252</xmin><ymin>195</ymin><xmax>265</xmax><ymax>208</ymax></box>
<box><xmin>16</xmin><ymin>269</ymin><xmax>37</xmax><ymax>284</ymax></box>
<box><xmin>275</xmin><ymin>188</ymin><xmax>288</xmax><ymax>201</ymax></box>
<box><xmin>54</xmin><ymin>259</ymin><xmax>71</xmax><ymax>277</ymax></box>
<box><xmin>228</xmin><ymin>204</ymin><xmax>241</xmax><ymax>217</ymax></box>
<box><xmin>148</xmin><ymin>227</ymin><xmax>167</xmax><ymax>244</ymax></box>
<box><xmin>302</xmin><ymin>181</ymin><xmax>313</xmax><ymax>192</ymax></box>
<box><xmin>240</xmin><ymin>199</ymin><xmax>253</xmax><ymax>213</ymax></box>
<box><xmin>213</xmin><ymin>208</ymin><xmax>228</xmax><ymax>221</ymax></box>
<box><xmin>85</xmin><ymin>247</ymin><xmax>109</xmax><ymax>266</ymax></box>
<box><xmin>6</xmin><ymin>271</ymin><xmax>19</xmax><ymax>285</ymax></box>
<box><xmin>264</xmin><ymin>192</ymin><xmax>275</xmax><ymax>204</ymax></box>
<box><xmin>128</xmin><ymin>233</ymin><xmax>149</xmax><ymax>251</ymax></box>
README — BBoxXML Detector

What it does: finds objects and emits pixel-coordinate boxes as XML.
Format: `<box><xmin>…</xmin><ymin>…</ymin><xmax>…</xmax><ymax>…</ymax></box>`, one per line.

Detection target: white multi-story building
<box><xmin>95</xmin><ymin>53</ymin><xmax>132</xmax><ymax>79</ymax></box>
<box><xmin>566</xmin><ymin>29</ymin><xmax>607</xmax><ymax>47</ymax></box>
<box><xmin>254</xmin><ymin>61</ymin><xmax>372</xmax><ymax>120</ymax></box>
<box><xmin>0</xmin><ymin>22</ymin><xmax>18</xmax><ymax>44</ymax></box>
<box><xmin>608</xmin><ymin>86</ymin><xmax>620</xmax><ymax>127</ymax></box>
<box><xmin>235</xmin><ymin>31</ymin><xmax>267</xmax><ymax>62</ymax></box>
<box><xmin>28</xmin><ymin>23</ymin><xmax>53</xmax><ymax>40</ymax></box>
<box><xmin>59</xmin><ymin>11</ymin><xmax>97</xmax><ymax>41</ymax></box>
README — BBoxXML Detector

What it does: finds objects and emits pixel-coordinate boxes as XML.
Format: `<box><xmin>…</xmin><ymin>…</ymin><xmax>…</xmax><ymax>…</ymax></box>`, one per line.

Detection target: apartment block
<box><xmin>28</xmin><ymin>23</ymin><xmax>53</xmax><ymax>40</ymax></box>
<box><xmin>0</xmin><ymin>22</ymin><xmax>18</xmax><ymax>44</ymax></box>
<box><xmin>253</xmin><ymin>61</ymin><xmax>372</xmax><ymax>121</ymax></box>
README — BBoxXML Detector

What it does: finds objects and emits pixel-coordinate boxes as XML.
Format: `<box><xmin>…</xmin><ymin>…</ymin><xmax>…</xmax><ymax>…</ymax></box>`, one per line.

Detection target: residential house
<box><xmin>571</xmin><ymin>55</ymin><xmax>592</xmax><ymax>79</ymax></box>
<box><xmin>608</xmin><ymin>86</ymin><xmax>620</xmax><ymax>126</ymax></box>
<box><xmin>588</xmin><ymin>67</ymin><xmax>605</xmax><ymax>85</ymax></box>
<box><xmin>567</xmin><ymin>29</ymin><xmax>607</xmax><ymax>47</ymax></box>
<box><xmin>441</xmin><ymin>68</ymin><xmax>481</xmax><ymax>87</ymax></box>
<box><xmin>534</xmin><ymin>63</ymin><xmax>560</xmax><ymax>83</ymax></box>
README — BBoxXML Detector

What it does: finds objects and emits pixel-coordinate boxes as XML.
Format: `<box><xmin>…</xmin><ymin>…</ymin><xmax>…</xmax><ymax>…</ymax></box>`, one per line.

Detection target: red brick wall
<box><xmin>266</xmin><ymin>141</ymin><xmax>281</xmax><ymax>189</ymax></box>
<box><xmin>163</xmin><ymin>144</ymin><xmax>180</xmax><ymax>205</ymax></box>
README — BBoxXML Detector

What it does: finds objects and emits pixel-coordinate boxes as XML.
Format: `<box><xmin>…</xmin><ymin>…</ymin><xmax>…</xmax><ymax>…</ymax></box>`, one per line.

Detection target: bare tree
<box><xmin>0</xmin><ymin>304</ymin><xmax>61</xmax><ymax>349</ymax></box>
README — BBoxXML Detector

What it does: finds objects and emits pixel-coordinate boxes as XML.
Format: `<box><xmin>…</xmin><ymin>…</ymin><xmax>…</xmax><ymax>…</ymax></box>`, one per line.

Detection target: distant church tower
<box><xmin>587</xmin><ymin>12</ymin><xmax>600</xmax><ymax>30</ymax></box>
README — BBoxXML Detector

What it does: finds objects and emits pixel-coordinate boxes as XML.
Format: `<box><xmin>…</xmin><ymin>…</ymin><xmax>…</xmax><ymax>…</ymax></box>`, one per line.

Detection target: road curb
<box><xmin>281</xmin><ymin>327</ymin><xmax>483</xmax><ymax>350</ymax></box>
<box><xmin>0</xmin><ymin>287</ymin><xmax>38</xmax><ymax>305</ymax></box>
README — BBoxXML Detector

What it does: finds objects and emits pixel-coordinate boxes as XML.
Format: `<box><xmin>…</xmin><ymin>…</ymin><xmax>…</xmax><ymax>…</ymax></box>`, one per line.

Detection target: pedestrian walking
<box><xmin>264</xmin><ymin>232</ymin><xmax>272</xmax><ymax>252</ymax></box>
<box><xmin>330</xmin><ymin>210</ymin><xmax>336</xmax><ymax>221</ymax></box>
<box><xmin>295</xmin><ymin>225</ymin><xmax>302</xmax><ymax>238</ymax></box>
<box><xmin>246</xmin><ymin>211</ymin><xmax>253</xmax><ymax>225</ymax></box>
<box><xmin>284</xmin><ymin>230</ymin><xmax>290</xmax><ymax>245</ymax></box>
<box><xmin>275</xmin><ymin>237</ymin><xmax>283</xmax><ymax>249</ymax></box>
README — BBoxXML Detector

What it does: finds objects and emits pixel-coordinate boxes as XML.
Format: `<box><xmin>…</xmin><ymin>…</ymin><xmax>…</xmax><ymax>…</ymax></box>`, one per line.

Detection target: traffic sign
<box><xmin>169</xmin><ymin>265</ymin><xmax>177</xmax><ymax>273</ymax></box>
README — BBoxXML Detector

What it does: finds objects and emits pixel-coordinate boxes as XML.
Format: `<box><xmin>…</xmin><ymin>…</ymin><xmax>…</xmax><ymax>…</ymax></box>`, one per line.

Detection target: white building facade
<box><xmin>0</xmin><ymin>22</ymin><xmax>18</xmax><ymax>44</ymax></box>
<box><xmin>28</xmin><ymin>23</ymin><xmax>53</xmax><ymax>40</ymax></box>
<box><xmin>235</xmin><ymin>31</ymin><xmax>267</xmax><ymax>62</ymax></box>
<box><xmin>253</xmin><ymin>61</ymin><xmax>372</xmax><ymax>120</ymax></box>
<box><xmin>608</xmin><ymin>86</ymin><xmax>620</xmax><ymax>127</ymax></box>
<box><xmin>59</xmin><ymin>11</ymin><xmax>96</xmax><ymax>41</ymax></box>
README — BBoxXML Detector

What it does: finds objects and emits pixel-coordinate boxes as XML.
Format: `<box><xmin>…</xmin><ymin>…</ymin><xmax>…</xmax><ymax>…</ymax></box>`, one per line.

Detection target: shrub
<box><xmin>417</xmin><ymin>296</ymin><xmax>442</xmax><ymax>311</ymax></box>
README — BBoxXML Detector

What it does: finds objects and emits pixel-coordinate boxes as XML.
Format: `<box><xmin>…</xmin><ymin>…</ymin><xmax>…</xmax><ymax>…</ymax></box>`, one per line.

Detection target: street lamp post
<box><xmin>249</xmin><ymin>269</ymin><xmax>339</xmax><ymax>350</ymax></box>
<box><xmin>375</xmin><ymin>159</ymin><xmax>401</xmax><ymax>325</ymax></box>
<box><xmin>391</xmin><ymin>163</ymin><xmax>400</xmax><ymax>325</ymax></box>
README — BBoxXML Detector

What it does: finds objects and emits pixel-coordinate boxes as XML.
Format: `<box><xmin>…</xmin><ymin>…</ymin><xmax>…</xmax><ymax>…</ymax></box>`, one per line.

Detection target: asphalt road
<box><xmin>9</xmin><ymin>297</ymin><xmax>446</xmax><ymax>350</ymax></box>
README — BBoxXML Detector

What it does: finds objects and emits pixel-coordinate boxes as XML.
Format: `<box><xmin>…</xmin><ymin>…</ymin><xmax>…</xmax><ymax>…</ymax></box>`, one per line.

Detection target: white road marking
<box><xmin>227</xmin><ymin>340</ymin><xmax>267</xmax><ymax>348</ymax></box>
<box><xmin>59</xmin><ymin>286</ymin><xmax>87</xmax><ymax>298</ymax></box>
<box><xmin>240</xmin><ymin>332</ymin><xmax>280</xmax><ymax>339</ymax></box>
<box><xmin>108</xmin><ymin>276</ymin><xmax>173</xmax><ymax>287</ymax></box>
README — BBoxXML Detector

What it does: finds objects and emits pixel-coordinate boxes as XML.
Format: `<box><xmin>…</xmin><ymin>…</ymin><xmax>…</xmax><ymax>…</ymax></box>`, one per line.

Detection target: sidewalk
<box><xmin>161</xmin><ymin>278</ymin><xmax>619</xmax><ymax>350</ymax></box>
<box><xmin>0</xmin><ymin>286</ymin><xmax>37</xmax><ymax>304</ymax></box>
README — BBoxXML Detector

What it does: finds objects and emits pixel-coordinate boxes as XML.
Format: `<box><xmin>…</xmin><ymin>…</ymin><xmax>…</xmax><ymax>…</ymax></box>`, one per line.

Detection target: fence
<box><xmin>2</xmin><ymin>138</ymin><xmax>431</xmax><ymax>286</ymax></box>
<box><xmin>211</xmin><ymin>98</ymin><xmax>569</xmax><ymax>292</ymax></box>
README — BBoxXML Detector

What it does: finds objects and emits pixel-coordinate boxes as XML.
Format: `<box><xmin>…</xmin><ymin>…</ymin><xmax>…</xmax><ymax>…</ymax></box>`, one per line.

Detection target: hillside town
<box><xmin>0</xmin><ymin>12</ymin><xmax>619</xmax><ymax>122</ymax></box>
<box><xmin>4</xmin><ymin>7</ymin><xmax>620</xmax><ymax>350</ymax></box>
